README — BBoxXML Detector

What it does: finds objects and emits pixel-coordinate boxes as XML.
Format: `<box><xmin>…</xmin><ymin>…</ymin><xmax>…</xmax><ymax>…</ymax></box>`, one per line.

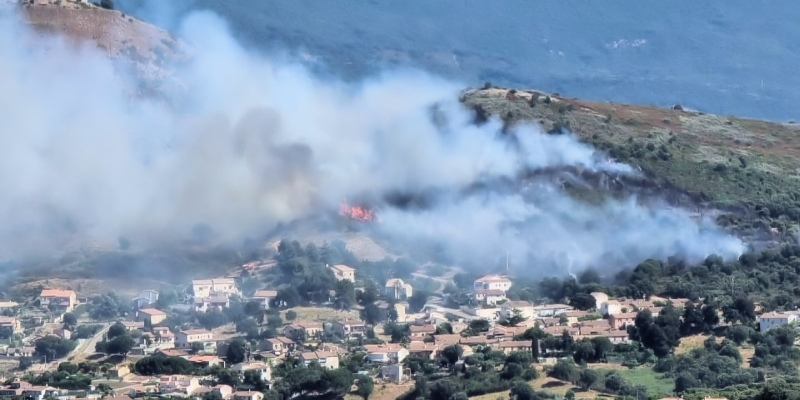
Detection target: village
<box><xmin>0</xmin><ymin>253</ymin><xmax>785</xmax><ymax>400</ymax></box>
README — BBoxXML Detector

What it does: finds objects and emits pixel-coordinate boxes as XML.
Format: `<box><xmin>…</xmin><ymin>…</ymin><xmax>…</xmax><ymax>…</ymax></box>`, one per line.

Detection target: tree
<box><xmin>356</xmin><ymin>375</ymin><xmax>374</xmax><ymax>400</ymax></box>
<box><xmin>107</xmin><ymin>322</ymin><xmax>127</xmax><ymax>340</ymax></box>
<box><xmin>468</xmin><ymin>319</ymin><xmax>490</xmax><ymax>334</ymax></box>
<box><xmin>507</xmin><ymin>309</ymin><xmax>528</xmax><ymax>326</ymax></box>
<box><xmin>62</xmin><ymin>313</ymin><xmax>77</xmax><ymax>329</ymax></box>
<box><xmin>392</xmin><ymin>258</ymin><xmax>418</xmax><ymax>279</ymax></box>
<box><xmin>361</xmin><ymin>303</ymin><xmax>383</xmax><ymax>325</ymax></box>
<box><xmin>429</xmin><ymin>379</ymin><xmax>460</xmax><ymax>400</ymax></box>
<box><xmin>408</xmin><ymin>291</ymin><xmax>430</xmax><ymax>313</ymax></box>
<box><xmin>565</xmin><ymin>390</ymin><xmax>576</xmax><ymax>400</ymax></box>
<box><xmin>549</xmin><ymin>359</ymin><xmax>576</xmax><ymax>382</ymax></box>
<box><xmin>723</xmin><ymin>296</ymin><xmax>756</xmax><ymax>324</ymax></box>
<box><xmin>106</xmin><ymin>335</ymin><xmax>135</xmax><ymax>356</ymax></box>
<box><xmin>510</xmin><ymin>381</ymin><xmax>538</xmax><ymax>400</ymax></box>
<box><xmin>286</xmin><ymin>310</ymin><xmax>297</xmax><ymax>322</ymax></box>
<box><xmin>236</xmin><ymin>318</ymin><xmax>259</xmax><ymax>339</ymax></box>
<box><xmin>35</xmin><ymin>336</ymin><xmax>76</xmax><ymax>359</ymax></box>
<box><xmin>441</xmin><ymin>345</ymin><xmax>463</xmax><ymax>366</ymax></box>
<box><xmin>100</xmin><ymin>0</ymin><xmax>114</xmax><ymax>10</ymax></box>
<box><xmin>191</xmin><ymin>342</ymin><xmax>205</xmax><ymax>353</ymax></box>
<box><xmin>531</xmin><ymin>336</ymin><xmax>540</xmax><ymax>362</ymax></box>
<box><xmin>436</xmin><ymin>322</ymin><xmax>453</xmax><ymax>335</ymax></box>
<box><xmin>58</xmin><ymin>362</ymin><xmax>79</xmax><ymax>374</ymax></box>
<box><xmin>578</xmin><ymin>369</ymin><xmax>599</xmax><ymax>390</ymax></box>
<box><xmin>0</xmin><ymin>327</ymin><xmax>13</xmax><ymax>339</ymax></box>
<box><xmin>568</xmin><ymin>293</ymin><xmax>597</xmax><ymax>311</ymax></box>
<box><xmin>226</xmin><ymin>339</ymin><xmax>248</xmax><ymax>364</ymax></box>
<box><xmin>702</xmin><ymin>303</ymin><xmax>720</xmax><ymax>329</ymax></box>
<box><xmin>334</xmin><ymin>279</ymin><xmax>356</xmax><ymax>310</ymax></box>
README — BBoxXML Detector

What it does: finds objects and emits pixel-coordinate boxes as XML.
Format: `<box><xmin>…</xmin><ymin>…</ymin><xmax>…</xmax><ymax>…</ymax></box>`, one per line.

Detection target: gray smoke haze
<box><xmin>0</xmin><ymin>10</ymin><xmax>743</xmax><ymax>273</ymax></box>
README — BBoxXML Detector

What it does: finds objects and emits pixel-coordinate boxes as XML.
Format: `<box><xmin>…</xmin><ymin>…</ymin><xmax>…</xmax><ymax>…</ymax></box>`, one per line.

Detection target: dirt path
<box><xmin>69</xmin><ymin>323</ymin><xmax>110</xmax><ymax>364</ymax></box>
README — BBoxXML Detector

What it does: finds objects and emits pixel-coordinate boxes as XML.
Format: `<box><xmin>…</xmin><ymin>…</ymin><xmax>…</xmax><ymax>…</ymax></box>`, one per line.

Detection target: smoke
<box><xmin>0</xmin><ymin>9</ymin><xmax>744</xmax><ymax>274</ymax></box>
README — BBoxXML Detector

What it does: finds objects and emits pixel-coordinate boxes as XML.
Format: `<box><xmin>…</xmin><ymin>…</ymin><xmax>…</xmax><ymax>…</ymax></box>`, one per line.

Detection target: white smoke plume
<box><xmin>0</xmin><ymin>10</ymin><xmax>743</xmax><ymax>274</ymax></box>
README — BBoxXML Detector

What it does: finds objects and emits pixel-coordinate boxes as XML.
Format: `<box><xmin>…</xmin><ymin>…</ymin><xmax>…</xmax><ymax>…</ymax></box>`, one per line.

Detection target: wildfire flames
<box><xmin>340</xmin><ymin>198</ymin><xmax>376</xmax><ymax>222</ymax></box>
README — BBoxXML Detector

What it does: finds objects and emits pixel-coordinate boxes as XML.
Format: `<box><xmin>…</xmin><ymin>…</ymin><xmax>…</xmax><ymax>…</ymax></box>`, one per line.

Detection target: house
<box><xmin>0</xmin><ymin>301</ymin><xmax>19</xmax><ymax>312</ymax></box>
<box><xmin>609</xmin><ymin>312</ymin><xmax>638</xmax><ymax>330</ymax></box>
<box><xmin>759</xmin><ymin>312</ymin><xmax>799</xmax><ymax>331</ymax></box>
<box><xmin>433</xmin><ymin>334</ymin><xmax>462</xmax><ymax>347</ymax></box>
<box><xmin>473</xmin><ymin>275</ymin><xmax>512</xmax><ymax>292</ymax></box>
<box><xmin>40</xmin><ymin>289</ymin><xmax>77</xmax><ymax>312</ymax></box>
<box><xmin>381</xmin><ymin>363</ymin><xmax>410</xmax><ymax>383</ymax></box>
<box><xmin>590</xmin><ymin>292</ymin><xmax>609</xmax><ymax>309</ymax></box>
<box><xmin>385</xmin><ymin>279</ymin><xmax>413</xmax><ymax>300</ymax></box>
<box><xmin>194</xmin><ymin>295</ymin><xmax>230</xmax><ymax>313</ymax></box>
<box><xmin>231</xmin><ymin>361</ymin><xmax>272</xmax><ymax>383</ymax></box>
<box><xmin>158</xmin><ymin>375</ymin><xmax>200</xmax><ymax>394</ymax></box>
<box><xmin>472</xmin><ymin>289</ymin><xmax>507</xmax><ymax>305</ymax></box>
<box><xmin>408</xmin><ymin>324</ymin><xmax>436</xmax><ymax>339</ymax></box>
<box><xmin>133</xmin><ymin>290</ymin><xmax>159</xmax><ymax>309</ymax></box>
<box><xmin>192</xmin><ymin>278</ymin><xmax>238</xmax><ymax>298</ymax></box>
<box><xmin>0</xmin><ymin>379</ymin><xmax>33</xmax><ymax>396</ymax></box>
<box><xmin>108</xmin><ymin>365</ymin><xmax>130</xmax><ymax>378</ymax></box>
<box><xmin>122</xmin><ymin>321</ymin><xmax>145</xmax><ymax>331</ymax></box>
<box><xmin>329</xmin><ymin>264</ymin><xmax>356</xmax><ymax>282</ymax></box>
<box><xmin>460</xmin><ymin>335</ymin><xmax>490</xmax><ymax>346</ymax></box>
<box><xmin>0</xmin><ymin>317</ymin><xmax>21</xmax><ymax>334</ymax></box>
<box><xmin>500</xmin><ymin>301</ymin><xmax>536</xmax><ymax>321</ymax></box>
<box><xmin>52</xmin><ymin>328</ymin><xmax>71</xmax><ymax>339</ymax></box>
<box><xmin>137</xmin><ymin>308</ymin><xmax>167</xmax><ymax>325</ymax></box>
<box><xmin>562</xmin><ymin>310</ymin><xmax>590</xmax><ymax>325</ymax></box>
<box><xmin>626</xmin><ymin>299</ymin><xmax>657</xmax><ymax>311</ymax></box>
<box><xmin>533</xmin><ymin>304</ymin><xmax>573</xmax><ymax>318</ymax></box>
<box><xmin>579</xmin><ymin>319</ymin><xmax>612</xmax><ymax>334</ymax></box>
<box><xmin>233</xmin><ymin>391</ymin><xmax>265</xmax><ymax>400</ymax></box>
<box><xmin>332</xmin><ymin>319</ymin><xmax>367</xmax><ymax>338</ymax></box>
<box><xmin>21</xmin><ymin>386</ymin><xmax>59</xmax><ymax>400</ymax></box>
<box><xmin>600</xmin><ymin>300</ymin><xmax>622</xmax><ymax>316</ymax></box>
<box><xmin>188</xmin><ymin>355</ymin><xmax>225</xmax><ymax>368</ymax></box>
<box><xmin>192</xmin><ymin>385</ymin><xmax>233</xmax><ymax>399</ymax></box>
<box><xmin>152</xmin><ymin>327</ymin><xmax>175</xmax><ymax>344</ymax></box>
<box><xmin>495</xmin><ymin>341</ymin><xmax>531</xmax><ymax>354</ymax></box>
<box><xmin>283</xmin><ymin>322</ymin><xmax>323</xmax><ymax>340</ymax></box>
<box><xmin>157</xmin><ymin>348</ymin><xmax>189</xmax><ymax>358</ymax></box>
<box><xmin>259</xmin><ymin>337</ymin><xmax>295</xmax><ymax>354</ymax></box>
<box><xmin>363</xmin><ymin>344</ymin><xmax>409</xmax><ymax>363</ymax></box>
<box><xmin>252</xmin><ymin>290</ymin><xmax>278</xmax><ymax>309</ymax></box>
<box><xmin>377</xmin><ymin>301</ymin><xmax>407</xmax><ymax>322</ymax></box>
<box><xmin>544</xmin><ymin>326</ymin><xmax>580</xmax><ymax>337</ymax></box>
<box><xmin>175</xmin><ymin>329</ymin><xmax>214</xmax><ymax>349</ymax></box>
<box><xmin>299</xmin><ymin>351</ymin><xmax>339</xmax><ymax>369</ymax></box>
<box><xmin>600</xmin><ymin>330</ymin><xmax>630</xmax><ymax>343</ymax></box>
<box><xmin>460</xmin><ymin>306</ymin><xmax>501</xmax><ymax>321</ymax></box>
<box><xmin>407</xmin><ymin>342</ymin><xmax>439</xmax><ymax>360</ymax></box>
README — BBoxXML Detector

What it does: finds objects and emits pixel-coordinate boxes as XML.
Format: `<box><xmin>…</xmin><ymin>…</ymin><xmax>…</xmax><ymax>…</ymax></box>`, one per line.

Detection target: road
<box><xmin>69</xmin><ymin>323</ymin><xmax>110</xmax><ymax>364</ymax></box>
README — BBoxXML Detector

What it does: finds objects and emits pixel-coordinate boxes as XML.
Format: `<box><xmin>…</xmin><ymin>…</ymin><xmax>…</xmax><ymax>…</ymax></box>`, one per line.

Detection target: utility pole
<box><xmin>506</xmin><ymin>252</ymin><xmax>509</xmax><ymax>273</ymax></box>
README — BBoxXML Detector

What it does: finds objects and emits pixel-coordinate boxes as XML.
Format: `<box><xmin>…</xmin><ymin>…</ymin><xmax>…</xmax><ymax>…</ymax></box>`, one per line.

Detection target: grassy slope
<box><xmin>463</xmin><ymin>89</ymin><xmax>800</xmax><ymax>227</ymax></box>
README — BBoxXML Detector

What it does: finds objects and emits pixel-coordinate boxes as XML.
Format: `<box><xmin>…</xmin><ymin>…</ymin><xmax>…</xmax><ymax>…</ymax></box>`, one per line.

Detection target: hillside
<box><xmin>462</xmin><ymin>88</ymin><xmax>800</xmax><ymax>237</ymax></box>
<box><xmin>19</xmin><ymin>0</ymin><xmax>188</xmax><ymax>85</ymax></box>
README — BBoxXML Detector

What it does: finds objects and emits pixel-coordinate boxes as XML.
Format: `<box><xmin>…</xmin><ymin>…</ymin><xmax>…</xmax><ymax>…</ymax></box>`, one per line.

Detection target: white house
<box><xmin>133</xmin><ymin>290</ymin><xmax>159</xmax><ymax>309</ymax></box>
<box><xmin>329</xmin><ymin>265</ymin><xmax>356</xmax><ymax>282</ymax></box>
<box><xmin>473</xmin><ymin>275</ymin><xmax>512</xmax><ymax>292</ymax></box>
<box><xmin>600</xmin><ymin>300</ymin><xmax>623</xmax><ymax>316</ymax></box>
<box><xmin>231</xmin><ymin>362</ymin><xmax>271</xmax><ymax>383</ymax></box>
<box><xmin>299</xmin><ymin>351</ymin><xmax>339</xmax><ymax>369</ymax></box>
<box><xmin>252</xmin><ymin>290</ymin><xmax>278</xmax><ymax>309</ymax></box>
<box><xmin>472</xmin><ymin>289</ymin><xmax>507</xmax><ymax>306</ymax></box>
<box><xmin>175</xmin><ymin>329</ymin><xmax>214</xmax><ymax>349</ymax></box>
<box><xmin>759</xmin><ymin>312</ymin><xmax>798</xmax><ymax>331</ymax></box>
<box><xmin>363</xmin><ymin>344</ymin><xmax>409</xmax><ymax>363</ymax></box>
<box><xmin>590</xmin><ymin>292</ymin><xmax>609</xmax><ymax>309</ymax></box>
<box><xmin>192</xmin><ymin>278</ymin><xmax>238</xmax><ymax>298</ymax></box>
<box><xmin>533</xmin><ymin>304</ymin><xmax>573</xmax><ymax>318</ymax></box>
<box><xmin>385</xmin><ymin>279</ymin><xmax>413</xmax><ymax>300</ymax></box>
<box><xmin>500</xmin><ymin>301</ymin><xmax>536</xmax><ymax>321</ymax></box>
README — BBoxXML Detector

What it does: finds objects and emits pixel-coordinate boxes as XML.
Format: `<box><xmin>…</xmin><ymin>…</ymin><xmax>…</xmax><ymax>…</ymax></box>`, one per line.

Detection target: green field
<box><xmin>592</xmin><ymin>366</ymin><xmax>675</xmax><ymax>398</ymax></box>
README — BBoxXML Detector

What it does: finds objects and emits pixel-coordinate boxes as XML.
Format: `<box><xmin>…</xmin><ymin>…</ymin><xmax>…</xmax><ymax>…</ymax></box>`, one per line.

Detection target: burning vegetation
<box><xmin>339</xmin><ymin>198</ymin><xmax>376</xmax><ymax>222</ymax></box>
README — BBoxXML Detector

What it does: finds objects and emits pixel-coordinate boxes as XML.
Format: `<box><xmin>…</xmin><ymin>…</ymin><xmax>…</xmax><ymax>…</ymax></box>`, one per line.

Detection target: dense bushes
<box><xmin>135</xmin><ymin>355</ymin><xmax>195</xmax><ymax>375</ymax></box>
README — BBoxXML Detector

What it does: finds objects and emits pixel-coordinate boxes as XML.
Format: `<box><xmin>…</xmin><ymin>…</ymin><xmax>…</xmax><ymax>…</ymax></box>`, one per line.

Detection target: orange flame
<box><xmin>340</xmin><ymin>198</ymin><xmax>375</xmax><ymax>222</ymax></box>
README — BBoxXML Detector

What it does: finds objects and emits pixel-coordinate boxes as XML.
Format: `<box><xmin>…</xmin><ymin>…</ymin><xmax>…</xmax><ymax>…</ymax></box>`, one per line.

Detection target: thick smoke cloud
<box><xmin>0</xmin><ymin>10</ymin><xmax>743</xmax><ymax>273</ymax></box>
